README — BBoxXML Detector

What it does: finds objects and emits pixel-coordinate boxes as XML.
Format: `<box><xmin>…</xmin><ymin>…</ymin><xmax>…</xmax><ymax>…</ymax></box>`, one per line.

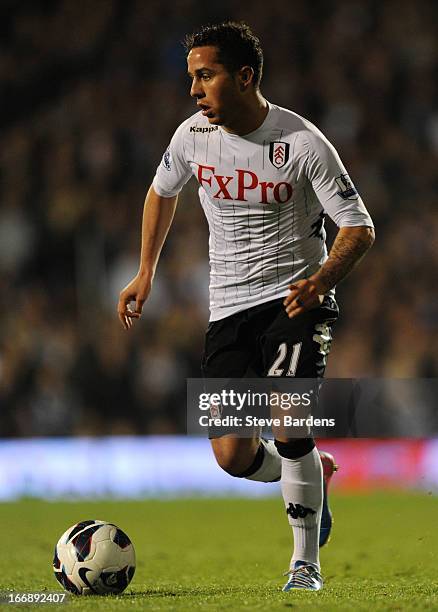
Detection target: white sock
<box><xmin>280</xmin><ymin>447</ymin><xmax>323</xmax><ymax>570</ymax></box>
<box><xmin>244</xmin><ymin>439</ymin><xmax>281</xmax><ymax>483</ymax></box>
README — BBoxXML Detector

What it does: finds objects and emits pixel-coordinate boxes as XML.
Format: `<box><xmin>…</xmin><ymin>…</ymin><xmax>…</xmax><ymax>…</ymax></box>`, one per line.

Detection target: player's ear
<box><xmin>237</xmin><ymin>66</ymin><xmax>254</xmax><ymax>91</ymax></box>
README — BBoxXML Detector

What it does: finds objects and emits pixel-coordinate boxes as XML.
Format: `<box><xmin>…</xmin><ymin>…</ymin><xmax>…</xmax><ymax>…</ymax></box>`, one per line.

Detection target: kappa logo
<box><xmin>286</xmin><ymin>503</ymin><xmax>316</xmax><ymax>519</ymax></box>
<box><xmin>335</xmin><ymin>174</ymin><xmax>358</xmax><ymax>200</ymax></box>
<box><xmin>269</xmin><ymin>141</ymin><xmax>290</xmax><ymax>169</ymax></box>
<box><xmin>190</xmin><ymin>125</ymin><xmax>219</xmax><ymax>133</ymax></box>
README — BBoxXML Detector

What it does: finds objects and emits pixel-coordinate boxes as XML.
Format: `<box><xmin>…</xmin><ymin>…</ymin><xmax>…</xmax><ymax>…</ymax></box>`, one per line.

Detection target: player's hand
<box><xmin>117</xmin><ymin>273</ymin><xmax>152</xmax><ymax>330</ymax></box>
<box><xmin>283</xmin><ymin>277</ymin><xmax>326</xmax><ymax>318</ymax></box>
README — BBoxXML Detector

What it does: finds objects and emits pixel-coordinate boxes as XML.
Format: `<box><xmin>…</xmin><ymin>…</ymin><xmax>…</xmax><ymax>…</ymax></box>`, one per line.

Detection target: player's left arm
<box><xmin>284</xmin><ymin>129</ymin><xmax>375</xmax><ymax>318</ymax></box>
<box><xmin>284</xmin><ymin>225</ymin><xmax>375</xmax><ymax>318</ymax></box>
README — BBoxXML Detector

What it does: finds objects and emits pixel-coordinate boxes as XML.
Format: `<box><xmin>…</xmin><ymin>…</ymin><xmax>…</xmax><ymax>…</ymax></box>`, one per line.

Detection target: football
<box><xmin>53</xmin><ymin>520</ymin><xmax>135</xmax><ymax>595</ymax></box>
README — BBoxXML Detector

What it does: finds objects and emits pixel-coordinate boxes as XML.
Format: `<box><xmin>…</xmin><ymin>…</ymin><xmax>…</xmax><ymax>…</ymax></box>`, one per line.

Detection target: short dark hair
<box><xmin>183</xmin><ymin>21</ymin><xmax>264</xmax><ymax>87</ymax></box>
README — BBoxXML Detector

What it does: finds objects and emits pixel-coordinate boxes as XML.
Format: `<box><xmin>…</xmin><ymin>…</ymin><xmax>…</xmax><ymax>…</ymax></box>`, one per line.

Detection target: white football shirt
<box><xmin>153</xmin><ymin>102</ymin><xmax>374</xmax><ymax>321</ymax></box>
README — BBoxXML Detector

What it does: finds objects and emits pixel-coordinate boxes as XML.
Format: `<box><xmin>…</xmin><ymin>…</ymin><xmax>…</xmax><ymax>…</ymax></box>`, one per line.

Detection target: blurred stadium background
<box><xmin>0</xmin><ymin>0</ymin><xmax>437</xmax><ymax>499</ymax></box>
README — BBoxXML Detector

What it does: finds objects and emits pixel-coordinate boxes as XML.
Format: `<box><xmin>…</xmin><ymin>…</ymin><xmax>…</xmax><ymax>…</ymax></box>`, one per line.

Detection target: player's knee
<box><xmin>212</xmin><ymin>442</ymin><xmax>256</xmax><ymax>477</ymax></box>
<box><xmin>213</xmin><ymin>447</ymin><xmax>245</xmax><ymax>476</ymax></box>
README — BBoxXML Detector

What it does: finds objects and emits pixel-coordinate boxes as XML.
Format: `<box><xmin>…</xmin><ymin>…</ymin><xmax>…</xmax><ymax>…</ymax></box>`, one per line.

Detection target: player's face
<box><xmin>187</xmin><ymin>46</ymin><xmax>243</xmax><ymax>126</ymax></box>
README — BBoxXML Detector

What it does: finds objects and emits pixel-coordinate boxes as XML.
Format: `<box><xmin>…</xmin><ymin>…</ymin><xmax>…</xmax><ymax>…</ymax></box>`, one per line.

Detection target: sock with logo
<box><xmin>275</xmin><ymin>440</ymin><xmax>322</xmax><ymax>569</ymax></box>
<box><xmin>237</xmin><ymin>438</ymin><xmax>281</xmax><ymax>483</ymax></box>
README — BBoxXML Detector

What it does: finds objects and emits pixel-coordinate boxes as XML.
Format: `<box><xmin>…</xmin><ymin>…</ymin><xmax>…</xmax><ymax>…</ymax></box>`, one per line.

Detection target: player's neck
<box><xmin>222</xmin><ymin>92</ymin><xmax>268</xmax><ymax>136</ymax></box>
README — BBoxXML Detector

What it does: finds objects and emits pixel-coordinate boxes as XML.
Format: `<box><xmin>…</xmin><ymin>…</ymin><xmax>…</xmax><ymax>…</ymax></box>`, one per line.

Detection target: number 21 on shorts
<box><xmin>267</xmin><ymin>342</ymin><xmax>302</xmax><ymax>376</ymax></box>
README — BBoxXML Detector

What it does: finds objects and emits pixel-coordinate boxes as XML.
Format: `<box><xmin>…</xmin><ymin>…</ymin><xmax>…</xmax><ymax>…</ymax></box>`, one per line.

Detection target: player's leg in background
<box><xmin>202</xmin><ymin>312</ymin><xmax>282</xmax><ymax>484</ymax></box>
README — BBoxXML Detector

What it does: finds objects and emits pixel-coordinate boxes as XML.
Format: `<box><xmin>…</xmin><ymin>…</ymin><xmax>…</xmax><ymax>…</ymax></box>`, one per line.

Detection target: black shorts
<box><xmin>202</xmin><ymin>296</ymin><xmax>339</xmax><ymax>379</ymax></box>
<box><xmin>201</xmin><ymin>297</ymin><xmax>338</xmax><ymax>438</ymax></box>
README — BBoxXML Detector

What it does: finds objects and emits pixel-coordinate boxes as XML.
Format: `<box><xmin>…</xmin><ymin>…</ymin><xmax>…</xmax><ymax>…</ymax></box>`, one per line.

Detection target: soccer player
<box><xmin>118</xmin><ymin>22</ymin><xmax>374</xmax><ymax>591</ymax></box>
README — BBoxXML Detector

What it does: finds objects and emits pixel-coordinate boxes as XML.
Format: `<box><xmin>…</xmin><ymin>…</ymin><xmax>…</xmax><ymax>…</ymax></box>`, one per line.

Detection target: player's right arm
<box><xmin>117</xmin><ymin>119</ymin><xmax>193</xmax><ymax>330</ymax></box>
<box><xmin>117</xmin><ymin>186</ymin><xmax>178</xmax><ymax>330</ymax></box>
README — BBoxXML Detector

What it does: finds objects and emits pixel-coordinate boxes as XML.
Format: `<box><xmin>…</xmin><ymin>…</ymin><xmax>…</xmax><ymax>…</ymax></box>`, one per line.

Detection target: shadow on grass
<box><xmin>121</xmin><ymin>585</ymin><xmax>280</xmax><ymax>599</ymax></box>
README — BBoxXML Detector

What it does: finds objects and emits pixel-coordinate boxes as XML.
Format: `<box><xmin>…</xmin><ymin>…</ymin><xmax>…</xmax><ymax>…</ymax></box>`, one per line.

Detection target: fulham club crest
<box><xmin>269</xmin><ymin>141</ymin><xmax>290</xmax><ymax>169</ymax></box>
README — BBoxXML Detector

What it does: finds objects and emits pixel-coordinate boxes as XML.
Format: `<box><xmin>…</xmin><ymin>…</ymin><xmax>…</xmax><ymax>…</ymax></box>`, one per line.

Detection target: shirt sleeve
<box><xmin>303</xmin><ymin>130</ymin><xmax>374</xmax><ymax>228</ymax></box>
<box><xmin>152</xmin><ymin>123</ymin><xmax>192</xmax><ymax>198</ymax></box>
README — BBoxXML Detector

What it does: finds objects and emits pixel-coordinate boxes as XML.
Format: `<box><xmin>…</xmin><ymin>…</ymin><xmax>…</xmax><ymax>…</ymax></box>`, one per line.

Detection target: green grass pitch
<box><xmin>0</xmin><ymin>492</ymin><xmax>437</xmax><ymax>611</ymax></box>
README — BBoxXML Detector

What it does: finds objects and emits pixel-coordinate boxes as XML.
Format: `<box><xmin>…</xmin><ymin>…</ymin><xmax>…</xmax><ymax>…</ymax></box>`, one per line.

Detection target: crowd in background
<box><xmin>1</xmin><ymin>0</ymin><xmax>437</xmax><ymax>436</ymax></box>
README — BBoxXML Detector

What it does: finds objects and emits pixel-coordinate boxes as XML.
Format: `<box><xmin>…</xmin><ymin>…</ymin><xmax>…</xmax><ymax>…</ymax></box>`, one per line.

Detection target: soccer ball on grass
<box><xmin>53</xmin><ymin>520</ymin><xmax>135</xmax><ymax>595</ymax></box>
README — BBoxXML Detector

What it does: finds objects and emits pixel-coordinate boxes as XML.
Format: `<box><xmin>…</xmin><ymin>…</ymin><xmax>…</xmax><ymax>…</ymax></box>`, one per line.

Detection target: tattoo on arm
<box><xmin>316</xmin><ymin>227</ymin><xmax>375</xmax><ymax>291</ymax></box>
